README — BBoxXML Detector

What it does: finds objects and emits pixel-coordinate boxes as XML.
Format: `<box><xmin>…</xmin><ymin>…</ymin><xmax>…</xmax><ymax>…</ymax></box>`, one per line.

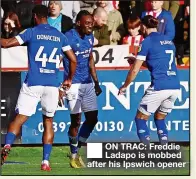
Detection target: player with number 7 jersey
<box><xmin>0</xmin><ymin>5</ymin><xmax>77</xmax><ymax>171</ymax></box>
<box><xmin>118</xmin><ymin>15</ymin><xmax>180</xmax><ymax>146</ymax></box>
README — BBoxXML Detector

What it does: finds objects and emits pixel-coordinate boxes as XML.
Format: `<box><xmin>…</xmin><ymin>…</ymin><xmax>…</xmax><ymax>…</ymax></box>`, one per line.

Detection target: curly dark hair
<box><xmin>76</xmin><ymin>10</ymin><xmax>92</xmax><ymax>23</ymax></box>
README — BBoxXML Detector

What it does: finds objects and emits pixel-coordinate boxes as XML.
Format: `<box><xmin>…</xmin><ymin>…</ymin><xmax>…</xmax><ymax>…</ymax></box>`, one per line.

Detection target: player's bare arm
<box><xmin>89</xmin><ymin>52</ymin><xmax>102</xmax><ymax>96</ymax></box>
<box><xmin>89</xmin><ymin>52</ymin><xmax>98</xmax><ymax>83</ymax></box>
<box><xmin>58</xmin><ymin>50</ymin><xmax>77</xmax><ymax>106</ymax></box>
<box><xmin>59</xmin><ymin>55</ymin><xmax>63</xmax><ymax>66</ymax></box>
<box><xmin>127</xmin><ymin>56</ymin><xmax>147</xmax><ymax>68</ymax></box>
<box><xmin>1</xmin><ymin>37</ymin><xmax>20</xmax><ymax>48</ymax></box>
<box><xmin>142</xmin><ymin>61</ymin><xmax>147</xmax><ymax>68</ymax></box>
<box><xmin>118</xmin><ymin>59</ymin><xmax>144</xmax><ymax>95</ymax></box>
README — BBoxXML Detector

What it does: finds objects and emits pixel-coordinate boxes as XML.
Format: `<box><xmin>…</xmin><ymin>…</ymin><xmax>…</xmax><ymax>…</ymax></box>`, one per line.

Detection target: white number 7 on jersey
<box><xmin>165</xmin><ymin>50</ymin><xmax>174</xmax><ymax>70</ymax></box>
<box><xmin>35</xmin><ymin>46</ymin><xmax>60</xmax><ymax>68</ymax></box>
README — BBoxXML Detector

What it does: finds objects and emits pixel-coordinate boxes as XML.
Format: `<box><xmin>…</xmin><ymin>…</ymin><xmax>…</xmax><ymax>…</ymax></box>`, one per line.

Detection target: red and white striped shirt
<box><xmin>111</xmin><ymin>1</ymin><xmax>119</xmax><ymax>10</ymax></box>
<box><xmin>123</xmin><ymin>35</ymin><xmax>144</xmax><ymax>56</ymax></box>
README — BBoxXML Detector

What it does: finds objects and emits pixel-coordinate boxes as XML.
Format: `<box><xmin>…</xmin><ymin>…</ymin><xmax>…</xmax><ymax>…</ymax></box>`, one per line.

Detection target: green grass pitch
<box><xmin>1</xmin><ymin>146</ymin><xmax>190</xmax><ymax>176</ymax></box>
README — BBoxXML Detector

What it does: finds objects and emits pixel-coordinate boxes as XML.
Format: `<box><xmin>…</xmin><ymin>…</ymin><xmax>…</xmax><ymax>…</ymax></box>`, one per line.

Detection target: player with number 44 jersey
<box><xmin>0</xmin><ymin>5</ymin><xmax>77</xmax><ymax>171</ymax></box>
<box><xmin>118</xmin><ymin>15</ymin><xmax>180</xmax><ymax>145</ymax></box>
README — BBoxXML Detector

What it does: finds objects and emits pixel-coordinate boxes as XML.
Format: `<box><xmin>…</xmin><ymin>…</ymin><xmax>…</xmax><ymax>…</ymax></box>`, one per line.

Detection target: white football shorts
<box><xmin>15</xmin><ymin>83</ymin><xmax>59</xmax><ymax>117</ymax></box>
<box><xmin>138</xmin><ymin>86</ymin><xmax>180</xmax><ymax>116</ymax></box>
<box><xmin>65</xmin><ymin>83</ymin><xmax>98</xmax><ymax>114</ymax></box>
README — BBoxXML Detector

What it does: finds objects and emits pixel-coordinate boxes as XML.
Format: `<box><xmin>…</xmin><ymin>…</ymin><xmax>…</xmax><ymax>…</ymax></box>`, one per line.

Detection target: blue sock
<box><xmin>135</xmin><ymin>118</ymin><xmax>150</xmax><ymax>145</ymax></box>
<box><xmin>68</xmin><ymin>134</ymin><xmax>78</xmax><ymax>154</ymax></box>
<box><xmin>5</xmin><ymin>132</ymin><xmax>16</xmax><ymax>146</ymax></box>
<box><xmin>43</xmin><ymin>144</ymin><xmax>52</xmax><ymax>161</ymax></box>
<box><xmin>78</xmin><ymin>122</ymin><xmax>93</xmax><ymax>148</ymax></box>
<box><xmin>154</xmin><ymin>119</ymin><xmax>168</xmax><ymax>145</ymax></box>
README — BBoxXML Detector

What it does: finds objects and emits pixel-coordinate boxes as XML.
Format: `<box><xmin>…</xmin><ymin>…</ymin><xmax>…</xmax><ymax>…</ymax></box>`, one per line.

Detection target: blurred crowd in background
<box><xmin>1</xmin><ymin>0</ymin><xmax>190</xmax><ymax>66</ymax></box>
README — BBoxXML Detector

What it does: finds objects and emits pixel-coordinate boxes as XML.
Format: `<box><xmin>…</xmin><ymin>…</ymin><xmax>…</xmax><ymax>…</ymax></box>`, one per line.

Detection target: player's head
<box><xmin>93</xmin><ymin>7</ymin><xmax>108</xmax><ymax>28</ymax></box>
<box><xmin>141</xmin><ymin>15</ymin><xmax>158</xmax><ymax>36</ymax></box>
<box><xmin>32</xmin><ymin>5</ymin><xmax>48</xmax><ymax>25</ymax></box>
<box><xmin>127</xmin><ymin>16</ymin><xmax>141</xmax><ymax>37</ymax></box>
<box><xmin>151</xmin><ymin>1</ymin><xmax>163</xmax><ymax>11</ymax></box>
<box><xmin>76</xmin><ymin>10</ymin><xmax>94</xmax><ymax>35</ymax></box>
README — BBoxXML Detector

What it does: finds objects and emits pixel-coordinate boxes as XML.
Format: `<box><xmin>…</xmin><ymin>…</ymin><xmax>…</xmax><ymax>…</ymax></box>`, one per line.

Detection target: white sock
<box><xmin>42</xmin><ymin>160</ymin><xmax>49</xmax><ymax>165</ymax></box>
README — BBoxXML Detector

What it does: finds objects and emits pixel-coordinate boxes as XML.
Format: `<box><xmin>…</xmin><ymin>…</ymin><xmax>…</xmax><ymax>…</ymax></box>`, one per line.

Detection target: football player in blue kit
<box><xmin>0</xmin><ymin>5</ymin><xmax>77</xmax><ymax>171</ymax></box>
<box><xmin>59</xmin><ymin>10</ymin><xmax>102</xmax><ymax>168</ymax></box>
<box><xmin>118</xmin><ymin>15</ymin><xmax>180</xmax><ymax>145</ymax></box>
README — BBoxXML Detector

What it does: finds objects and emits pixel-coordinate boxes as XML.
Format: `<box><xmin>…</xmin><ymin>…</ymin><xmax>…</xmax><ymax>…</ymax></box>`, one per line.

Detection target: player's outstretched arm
<box><xmin>118</xmin><ymin>59</ymin><xmax>143</xmax><ymax>95</ymax></box>
<box><xmin>1</xmin><ymin>37</ymin><xmax>20</xmax><ymax>48</ymax></box>
<box><xmin>124</xmin><ymin>59</ymin><xmax>144</xmax><ymax>87</ymax></box>
<box><xmin>89</xmin><ymin>53</ymin><xmax>102</xmax><ymax>96</ymax></box>
<box><xmin>126</xmin><ymin>56</ymin><xmax>147</xmax><ymax>68</ymax></box>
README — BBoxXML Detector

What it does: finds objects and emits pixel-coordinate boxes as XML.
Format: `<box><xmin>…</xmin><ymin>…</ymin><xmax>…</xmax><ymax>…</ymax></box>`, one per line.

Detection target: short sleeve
<box><xmin>136</xmin><ymin>37</ymin><xmax>150</xmax><ymax>61</ymax></box>
<box><xmin>15</xmin><ymin>28</ymin><xmax>33</xmax><ymax>45</ymax></box>
<box><xmin>62</xmin><ymin>34</ymin><xmax>72</xmax><ymax>52</ymax></box>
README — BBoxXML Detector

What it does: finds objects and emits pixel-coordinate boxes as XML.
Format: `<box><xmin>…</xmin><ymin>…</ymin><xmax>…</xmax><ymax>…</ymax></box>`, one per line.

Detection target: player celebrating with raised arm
<box><xmin>1</xmin><ymin>5</ymin><xmax>77</xmax><ymax>171</ymax></box>
<box><xmin>59</xmin><ymin>10</ymin><xmax>102</xmax><ymax>168</ymax></box>
<box><xmin>118</xmin><ymin>15</ymin><xmax>180</xmax><ymax>146</ymax></box>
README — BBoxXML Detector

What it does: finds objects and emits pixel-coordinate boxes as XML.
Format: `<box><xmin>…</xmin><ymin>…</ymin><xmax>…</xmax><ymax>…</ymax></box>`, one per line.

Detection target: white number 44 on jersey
<box><xmin>35</xmin><ymin>46</ymin><xmax>60</xmax><ymax>68</ymax></box>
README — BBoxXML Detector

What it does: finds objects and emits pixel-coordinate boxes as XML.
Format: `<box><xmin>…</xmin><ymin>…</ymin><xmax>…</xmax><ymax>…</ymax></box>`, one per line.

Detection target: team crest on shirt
<box><xmin>160</xmin><ymin>19</ymin><xmax>164</xmax><ymax>23</ymax></box>
<box><xmin>19</xmin><ymin>29</ymin><xmax>27</xmax><ymax>34</ymax></box>
<box><xmin>138</xmin><ymin>44</ymin><xmax>142</xmax><ymax>52</ymax></box>
<box><xmin>76</xmin><ymin>43</ymin><xmax>80</xmax><ymax>47</ymax></box>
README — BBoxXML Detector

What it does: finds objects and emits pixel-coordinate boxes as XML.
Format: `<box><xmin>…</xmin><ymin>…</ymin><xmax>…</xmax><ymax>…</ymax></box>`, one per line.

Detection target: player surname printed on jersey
<box><xmin>36</xmin><ymin>35</ymin><xmax>61</xmax><ymax>42</ymax></box>
<box><xmin>87</xmin><ymin>143</ymin><xmax>188</xmax><ymax>170</ymax></box>
<box><xmin>160</xmin><ymin>40</ymin><xmax>173</xmax><ymax>45</ymax></box>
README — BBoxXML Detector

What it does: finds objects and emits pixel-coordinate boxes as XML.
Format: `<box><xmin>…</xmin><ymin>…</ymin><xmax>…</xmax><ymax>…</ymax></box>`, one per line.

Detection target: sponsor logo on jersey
<box><xmin>75</xmin><ymin>48</ymin><xmax>91</xmax><ymax>57</ymax></box>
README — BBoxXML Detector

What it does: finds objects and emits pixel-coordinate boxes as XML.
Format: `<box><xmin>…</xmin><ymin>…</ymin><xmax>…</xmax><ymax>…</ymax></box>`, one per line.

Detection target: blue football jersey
<box><xmin>15</xmin><ymin>24</ymin><xmax>71</xmax><ymax>87</ymax></box>
<box><xmin>136</xmin><ymin>32</ymin><xmax>180</xmax><ymax>90</ymax></box>
<box><xmin>63</xmin><ymin>29</ymin><xmax>94</xmax><ymax>84</ymax></box>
